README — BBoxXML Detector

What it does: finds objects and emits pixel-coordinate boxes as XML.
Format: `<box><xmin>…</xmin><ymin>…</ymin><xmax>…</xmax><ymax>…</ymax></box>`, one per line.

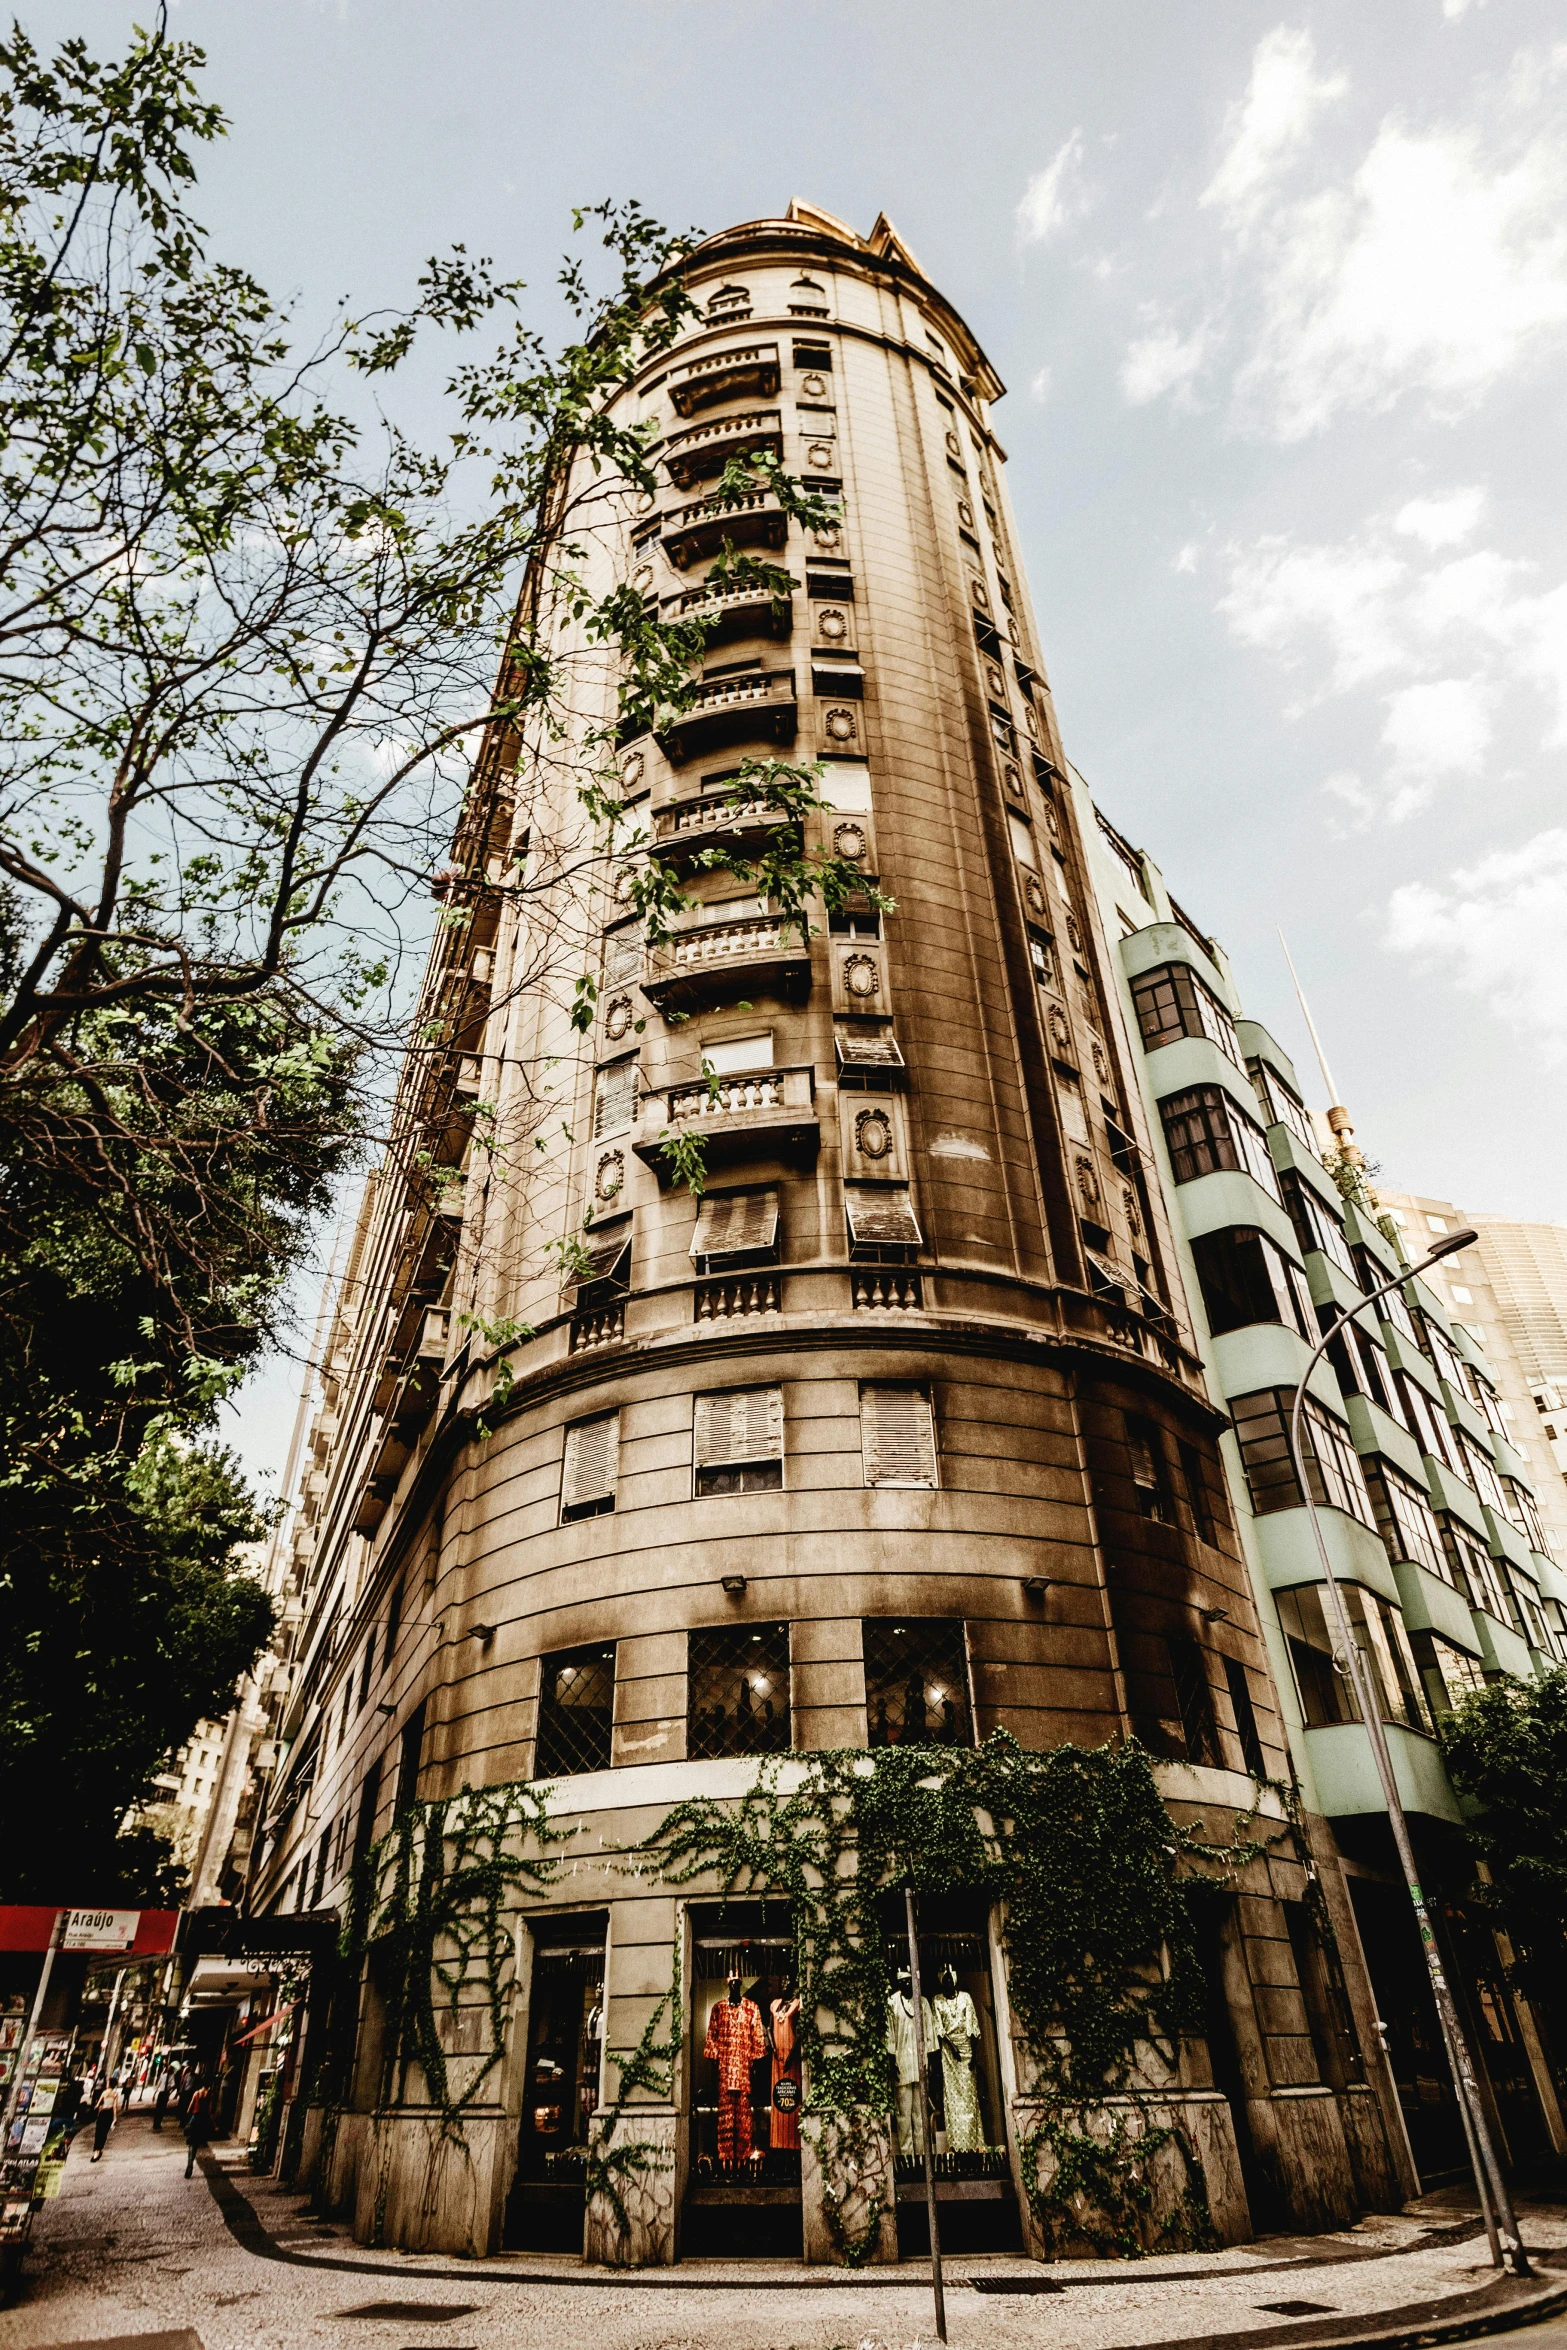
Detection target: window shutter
<box><xmin>861</xmin><ymin>1384</ymin><xmax>937</xmax><ymax>1488</ymax></box>
<box><xmin>1008</xmin><ymin>811</ymin><xmax>1037</xmax><ymax>870</ymax></box>
<box><xmin>593</xmin><ymin>1060</ymin><xmax>638</xmax><ymax>1140</ymax></box>
<box><xmin>694</xmin><ymin>1386</ymin><xmax>784</xmax><ymax>1471</ymax></box>
<box><xmin>562</xmin><ymin>1413</ymin><xmax>619</xmax><ymax>1513</ymax></box>
<box><xmin>844</xmin><ymin>1189</ymin><xmax>922</xmax><ymax>1248</ymax></box>
<box><xmin>689</xmin><ymin>1188</ymin><xmax>780</xmax><ymax>1261</ymax></box>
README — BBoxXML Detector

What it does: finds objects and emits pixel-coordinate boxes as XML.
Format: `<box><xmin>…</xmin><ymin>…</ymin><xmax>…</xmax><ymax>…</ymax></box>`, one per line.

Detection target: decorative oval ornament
<box><xmin>817</xmin><ymin>606</ymin><xmax>848</xmax><ymax>642</ymax></box>
<box><xmin>832</xmin><ymin>820</ymin><xmax>868</xmax><ymax>863</ymax></box>
<box><xmin>603</xmin><ymin>994</ymin><xmax>634</xmax><ymax>1042</ymax></box>
<box><xmin>824</xmin><ymin>706</ymin><xmax>858</xmax><ymax>744</ymax></box>
<box><xmin>844</xmin><ymin>951</ymin><xmax>880</xmax><ymax>1000</ymax></box>
<box><xmin>596</xmin><ymin>1150</ymin><xmax>625</xmax><ymax>1202</ymax></box>
<box><xmin>856</xmin><ymin>1108</ymin><xmax>894</xmax><ymax>1161</ymax></box>
<box><xmin>800</xmin><ymin>372</ymin><xmax>828</xmax><ymax>399</ymax></box>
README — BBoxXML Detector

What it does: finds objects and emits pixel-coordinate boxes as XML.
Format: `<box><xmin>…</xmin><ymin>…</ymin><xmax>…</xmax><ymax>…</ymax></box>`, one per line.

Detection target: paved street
<box><xmin>2</xmin><ymin>2108</ymin><xmax>1564</xmax><ymax>2350</ymax></box>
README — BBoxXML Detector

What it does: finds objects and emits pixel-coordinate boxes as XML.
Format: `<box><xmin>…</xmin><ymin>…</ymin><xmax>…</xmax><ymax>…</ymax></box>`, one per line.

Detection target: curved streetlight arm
<box><xmin>1285</xmin><ymin>1228</ymin><xmax>1528</xmax><ymax>2274</ymax></box>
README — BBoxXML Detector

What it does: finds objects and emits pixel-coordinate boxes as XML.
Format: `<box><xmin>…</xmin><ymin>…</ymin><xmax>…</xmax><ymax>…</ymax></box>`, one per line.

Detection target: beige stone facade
<box><xmin>252</xmin><ymin>205</ymin><xmax>1410</xmax><ymax>2264</ymax></box>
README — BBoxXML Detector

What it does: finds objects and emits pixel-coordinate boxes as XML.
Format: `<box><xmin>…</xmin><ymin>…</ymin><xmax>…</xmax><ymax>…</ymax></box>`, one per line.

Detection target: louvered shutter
<box><xmin>861</xmin><ymin>1385</ymin><xmax>937</xmax><ymax>1488</ymax></box>
<box><xmin>594</xmin><ymin>1060</ymin><xmax>638</xmax><ymax>1139</ymax></box>
<box><xmin>689</xmin><ymin>1188</ymin><xmax>780</xmax><ymax>1261</ymax></box>
<box><xmin>694</xmin><ymin>1386</ymin><xmax>784</xmax><ymax>1471</ymax></box>
<box><xmin>562</xmin><ymin>1413</ymin><xmax>620</xmax><ymax>1513</ymax></box>
<box><xmin>844</xmin><ymin>1189</ymin><xmax>922</xmax><ymax>1248</ymax></box>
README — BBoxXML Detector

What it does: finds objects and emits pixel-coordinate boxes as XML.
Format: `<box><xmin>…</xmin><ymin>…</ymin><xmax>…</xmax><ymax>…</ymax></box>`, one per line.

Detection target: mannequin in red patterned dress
<box><xmin>704</xmin><ymin>1973</ymin><xmax>765</xmax><ymax>2165</ymax></box>
<box><xmin>769</xmin><ymin>1986</ymin><xmax>802</xmax><ymax>2151</ymax></box>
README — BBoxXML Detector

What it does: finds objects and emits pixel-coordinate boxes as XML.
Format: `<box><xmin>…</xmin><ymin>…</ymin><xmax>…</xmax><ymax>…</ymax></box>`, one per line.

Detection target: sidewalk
<box><xmin>2</xmin><ymin>2107</ymin><xmax>1565</xmax><ymax>2350</ymax></box>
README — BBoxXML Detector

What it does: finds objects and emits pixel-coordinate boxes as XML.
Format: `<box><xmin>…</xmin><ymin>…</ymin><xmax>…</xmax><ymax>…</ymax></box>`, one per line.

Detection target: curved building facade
<box><xmin>253</xmin><ymin>204</ymin><xmax>1412</xmax><ymax>2263</ymax></box>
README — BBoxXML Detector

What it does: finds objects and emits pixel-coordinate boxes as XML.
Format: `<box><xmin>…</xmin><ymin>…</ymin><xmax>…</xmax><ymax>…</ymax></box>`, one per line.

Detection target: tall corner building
<box><xmin>249</xmin><ymin>203</ymin><xmax>1423</xmax><ymax>2265</ymax></box>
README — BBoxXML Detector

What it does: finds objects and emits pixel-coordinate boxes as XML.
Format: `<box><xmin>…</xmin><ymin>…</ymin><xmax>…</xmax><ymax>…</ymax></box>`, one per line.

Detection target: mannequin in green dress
<box><xmin>933</xmin><ymin>1965</ymin><xmax>983</xmax><ymax>2152</ymax></box>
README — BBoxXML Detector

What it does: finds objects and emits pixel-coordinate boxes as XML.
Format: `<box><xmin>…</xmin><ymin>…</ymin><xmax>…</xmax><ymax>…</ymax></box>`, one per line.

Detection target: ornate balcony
<box><xmin>662</xmin><ymin>489</ymin><xmax>790</xmax><ymax>570</ymax></box>
<box><xmin>664</xmin><ymin>409</ymin><xmax>783</xmax><ymax>490</ymax></box>
<box><xmin>655</xmin><ymin>667</ymin><xmax>796</xmax><ymax>763</ymax></box>
<box><xmin>666</xmin><ymin>576</ymin><xmax>795</xmax><ymax>649</ymax></box>
<box><xmin>695</xmin><ymin>1273</ymin><xmax>782</xmax><ymax>1321</ymax></box>
<box><xmin>632</xmin><ymin>1061</ymin><xmax>818</xmax><ymax>1171</ymax></box>
<box><xmin>669</xmin><ymin>344</ymin><xmax>780</xmax><ymax>418</ymax></box>
<box><xmin>852</xmin><ymin>1268</ymin><xmax>924</xmax><ymax>1311</ymax></box>
<box><xmin>651</xmin><ymin>789</ymin><xmax>780</xmax><ymax>861</ymax></box>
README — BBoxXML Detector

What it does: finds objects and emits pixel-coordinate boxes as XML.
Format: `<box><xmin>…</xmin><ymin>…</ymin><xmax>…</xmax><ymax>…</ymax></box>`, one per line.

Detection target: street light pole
<box><xmin>1286</xmin><ymin>1226</ymin><xmax>1529</xmax><ymax>2276</ymax></box>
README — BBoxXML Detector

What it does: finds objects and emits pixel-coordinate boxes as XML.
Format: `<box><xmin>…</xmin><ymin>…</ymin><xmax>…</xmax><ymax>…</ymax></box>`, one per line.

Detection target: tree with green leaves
<box><xmin>1441</xmin><ymin>1669</ymin><xmax>1567</xmax><ymax>2012</ymax></box>
<box><xmin>0</xmin><ymin>14</ymin><xmax>877</xmax><ymax>1889</ymax></box>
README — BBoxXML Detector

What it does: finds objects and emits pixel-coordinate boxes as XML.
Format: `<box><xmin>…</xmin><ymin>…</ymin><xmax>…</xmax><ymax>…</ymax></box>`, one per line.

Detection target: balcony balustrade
<box><xmin>695</xmin><ymin>1274</ymin><xmax>782</xmax><ymax>1322</ymax></box>
<box><xmin>667</xmin><ymin>576</ymin><xmax>795</xmax><ymax>649</ymax></box>
<box><xmin>571</xmin><ymin>1302</ymin><xmax>626</xmax><ymax>1352</ymax></box>
<box><xmin>669</xmin><ymin>344</ymin><xmax>780</xmax><ymax>418</ymax></box>
<box><xmin>651</xmin><ymin>790</ymin><xmax>779</xmax><ymax>859</ymax></box>
<box><xmin>664</xmin><ymin>410</ymin><xmax>783</xmax><ymax>490</ymax></box>
<box><xmin>852</xmin><ymin>1269</ymin><xmax>924</xmax><ymax>1312</ymax></box>
<box><xmin>655</xmin><ymin>666</ymin><xmax>796</xmax><ymax>763</ymax></box>
<box><xmin>662</xmin><ymin>489</ymin><xmax>790</xmax><ymax>570</ymax></box>
<box><xmin>632</xmin><ymin>1058</ymin><xmax>818</xmax><ymax>1170</ymax></box>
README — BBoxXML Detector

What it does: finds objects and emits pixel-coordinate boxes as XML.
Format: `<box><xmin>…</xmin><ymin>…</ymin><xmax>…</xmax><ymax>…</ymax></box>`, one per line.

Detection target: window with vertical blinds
<box><xmin>693</xmin><ymin>1386</ymin><xmax>784</xmax><ymax>1495</ymax></box>
<box><xmin>859</xmin><ymin>1384</ymin><xmax>937</xmax><ymax>1488</ymax></box>
<box><xmin>561</xmin><ymin>1411</ymin><xmax>620</xmax><ymax>1521</ymax></box>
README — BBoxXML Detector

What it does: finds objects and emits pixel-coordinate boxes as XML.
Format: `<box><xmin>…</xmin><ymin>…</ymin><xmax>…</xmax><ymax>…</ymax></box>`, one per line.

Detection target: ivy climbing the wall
<box><xmin>329</xmin><ymin>1733</ymin><xmax>1267</xmax><ymax>2262</ymax></box>
<box><xmin>628</xmin><ymin>1731</ymin><xmax>1262</xmax><ymax>2260</ymax></box>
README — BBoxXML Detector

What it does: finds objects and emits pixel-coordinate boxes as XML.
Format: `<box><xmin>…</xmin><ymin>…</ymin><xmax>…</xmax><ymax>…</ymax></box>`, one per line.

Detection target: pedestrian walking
<box><xmin>89</xmin><ymin>2081</ymin><xmax>121</xmax><ymax>2161</ymax></box>
<box><xmin>182</xmin><ymin>2079</ymin><xmax>216</xmax><ymax>2178</ymax></box>
<box><xmin>152</xmin><ymin>2078</ymin><xmax>171</xmax><ymax>2132</ymax></box>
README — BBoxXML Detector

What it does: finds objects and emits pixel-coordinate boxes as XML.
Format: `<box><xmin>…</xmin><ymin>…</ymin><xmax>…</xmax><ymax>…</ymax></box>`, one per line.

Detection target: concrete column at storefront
<box><xmin>800</xmin><ymin>2108</ymin><xmax>898</xmax><ymax>2264</ymax></box>
<box><xmin>583</xmin><ymin>1897</ymin><xmax>683</xmax><ymax>2266</ymax></box>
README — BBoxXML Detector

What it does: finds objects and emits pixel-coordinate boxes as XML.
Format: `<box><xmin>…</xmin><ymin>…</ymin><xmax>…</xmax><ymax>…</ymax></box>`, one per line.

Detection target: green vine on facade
<box><xmin>582</xmin><ymin>1943</ymin><xmax>684</xmax><ymax>2245</ymax></box>
<box><xmin>341</xmin><ymin>1780</ymin><xmax>568</xmax><ymax>2138</ymax></box>
<box><xmin>329</xmin><ymin>1737</ymin><xmax>1272</xmax><ymax>2261</ymax></box>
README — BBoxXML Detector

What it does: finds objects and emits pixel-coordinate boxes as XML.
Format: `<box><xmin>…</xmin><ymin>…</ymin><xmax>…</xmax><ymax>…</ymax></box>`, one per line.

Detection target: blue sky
<box><xmin>37</xmin><ymin>0</ymin><xmax>1565</xmax><ymax>1490</ymax></box>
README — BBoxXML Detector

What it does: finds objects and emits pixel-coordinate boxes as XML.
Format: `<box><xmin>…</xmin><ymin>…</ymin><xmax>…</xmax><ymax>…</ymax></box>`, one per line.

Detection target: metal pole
<box><xmin>1285</xmin><ymin>1230</ymin><xmax>1528</xmax><ymax>2275</ymax></box>
<box><xmin>98</xmin><ymin>1966</ymin><xmax>128</xmax><ymax>2092</ymax></box>
<box><xmin>0</xmin><ymin>1909</ymin><xmax>66</xmax><ymax>2150</ymax></box>
<box><xmin>904</xmin><ymin>1884</ymin><xmax>946</xmax><ymax>2344</ymax></box>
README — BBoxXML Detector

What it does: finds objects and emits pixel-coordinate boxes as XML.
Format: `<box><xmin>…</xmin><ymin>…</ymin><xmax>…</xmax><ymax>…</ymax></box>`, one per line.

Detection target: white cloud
<box><xmin>1029</xmin><ymin>365</ymin><xmax>1052</xmax><ymax>404</ymax></box>
<box><xmin>1385</xmin><ymin>829</ymin><xmax>1567</xmax><ymax>1057</ymax></box>
<box><xmin>1235</xmin><ymin>112</ymin><xmax>1567</xmax><ymax>438</ymax></box>
<box><xmin>1121</xmin><ymin>319</ymin><xmax>1208</xmax><ymax>406</ymax></box>
<box><xmin>1016</xmin><ymin>133</ymin><xmax>1087</xmax><ymax>245</ymax></box>
<box><xmin>1214</xmin><ymin>497</ymin><xmax>1567</xmax><ymax>815</ymax></box>
<box><xmin>1202</xmin><ymin>27</ymin><xmax>1347</xmax><ymax>224</ymax></box>
<box><xmin>1395</xmin><ymin>486</ymin><xmax>1486</xmax><ymax>547</ymax></box>
<box><xmin>1380</xmin><ymin>677</ymin><xmax>1491</xmax><ymax>817</ymax></box>
<box><xmin>1174</xmin><ymin>543</ymin><xmax>1199</xmax><ymax>574</ymax></box>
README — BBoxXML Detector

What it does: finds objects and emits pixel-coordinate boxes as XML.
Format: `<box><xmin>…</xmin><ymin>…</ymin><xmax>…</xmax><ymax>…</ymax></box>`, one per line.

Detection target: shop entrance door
<box><xmin>503</xmin><ymin>1916</ymin><xmax>606</xmax><ymax>2252</ymax></box>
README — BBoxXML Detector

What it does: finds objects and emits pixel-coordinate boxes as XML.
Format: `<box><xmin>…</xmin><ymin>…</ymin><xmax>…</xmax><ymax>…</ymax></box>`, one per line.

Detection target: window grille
<box><xmin>863</xmin><ymin>1618</ymin><xmax>973</xmax><ymax>1748</ymax></box>
<box><xmin>1159</xmin><ymin>1084</ymin><xmax>1277</xmax><ymax>1196</ymax></box>
<box><xmin>860</xmin><ymin>1384</ymin><xmax>937</xmax><ymax>1487</ymax></box>
<box><xmin>536</xmin><ymin>1645</ymin><xmax>615</xmax><ymax>1777</ymax></box>
<box><xmin>845</xmin><ymin>1187</ymin><xmax>921</xmax><ymax>1256</ymax></box>
<box><xmin>688</xmin><ymin>1623</ymin><xmax>791</xmax><ymax>1759</ymax></box>
<box><xmin>694</xmin><ymin>1385</ymin><xmax>784</xmax><ymax>1495</ymax></box>
<box><xmin>562</xmin><ymin>1412</ymin><xmax>619</xmax><ymax>1522</ymax></box>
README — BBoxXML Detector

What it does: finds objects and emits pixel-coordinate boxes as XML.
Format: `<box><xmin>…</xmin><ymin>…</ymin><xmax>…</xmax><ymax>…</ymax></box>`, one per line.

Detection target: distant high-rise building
<box><xmin>1377</xmin><ymin>1193</ymin><xmax>1567</xmax><ymax>1559</ymax></box>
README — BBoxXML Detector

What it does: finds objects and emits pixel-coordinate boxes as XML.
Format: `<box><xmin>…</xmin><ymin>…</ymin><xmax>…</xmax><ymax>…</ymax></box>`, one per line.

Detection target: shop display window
<box><xmin>506</xmin><ymin>1915</ymin><xmax>606</xmax><ymax>2251</ymax></box>
<box><xmin>684</xmin><ymin>1905</ymin><xmax>801</xmax><ymax>2253</ymax></box>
